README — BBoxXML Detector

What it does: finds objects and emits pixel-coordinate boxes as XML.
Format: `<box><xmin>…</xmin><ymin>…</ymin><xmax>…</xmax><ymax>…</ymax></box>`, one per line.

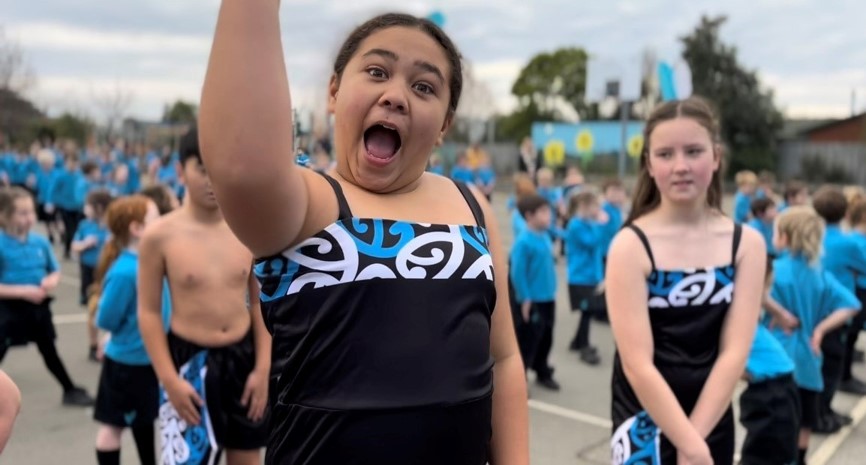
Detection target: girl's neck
<box><xmin>126</xmin><ymin>239</ymin><xmax>140</xmax><ymax>253</ymax></box>
<box><xmin>654</xmin><ymin>197</ymin><xmax>714</xmax><ymax>226</ymax></box>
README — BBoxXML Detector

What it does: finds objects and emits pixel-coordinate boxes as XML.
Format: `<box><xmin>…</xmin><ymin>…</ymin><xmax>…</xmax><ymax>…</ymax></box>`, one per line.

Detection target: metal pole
<box><xmin>618</xmin><ymin>100</ymin><xmax>628</xmax><ymax>179</ymax></box>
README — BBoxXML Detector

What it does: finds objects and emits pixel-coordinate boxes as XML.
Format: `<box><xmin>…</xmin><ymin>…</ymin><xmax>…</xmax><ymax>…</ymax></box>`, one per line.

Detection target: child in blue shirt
<box><xmin>812</xmin><ymin>187</ymin><xmax>866</xmax><ymax>432</ymax></box>
<box><xmin>51</xmin><ymin>153</ymin><xmax>86</xmax><ymax>259</ymax></box>
<box><xmin>0</xmin><ymin>187</ymin><xmax>94</xmax><ymax>407</ymax></box>
<box><xmin>739</xmin><ymin>257</ymin><xmax>799</xmax><ymax>465</ymax></box>
<box><xmin>475</xmin><ymin>155</ymin><xmax>496</xmax><ymax>202</ymax></box>
<box><xmin>450</xmin><ymin>153</ymin><xmax>475</xmax><ymax>185</ymax></box>
<box><xmin>779</xmin><ymin>180</ymin><xmax>809</xmax><ymax>213</ymax></box>
<box><xmin>71</xmin><ymin>190</ymin><xmax>113</xmax><ymax>361</ymax></box>
<box><xmin>93</xmin><ymin>195</ymin><xmax>164</xmax><ymax>465</ymax></box>
<box><xmin>733</xmin><ymin>170</ymin><xmax>758</xmax><ymax>223</ymax></box>
<box><xmin>34</xmin><ymin>149</ymin><xmax>62</xmax><ymax>244</ymax></box>
<box><xmin>842</xmin><ymin>200</ymin><xmax>866</xmax><ymax>396</ymax></box>
<box><xmin>746</xmin><ymin>197</ymin><xmax>778</xmax><ymax>258</ymax></box>
<box><xmin>510</xmin><ymin>194</ymin><xmax>560</xmax><ymax>391</ymax></box>
<box><xmin>564</xmin><ymin>191</ymin><xmax>608</xmax><ymax>365</ymax></box>
<box><xmin>767</xmin><ymin>206</ymin><xmax>861</xmax><ymax>462</ymax></box>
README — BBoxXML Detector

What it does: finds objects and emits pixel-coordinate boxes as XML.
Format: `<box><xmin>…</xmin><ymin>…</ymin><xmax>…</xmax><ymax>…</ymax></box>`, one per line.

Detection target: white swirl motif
<box><xmin>159</xmin><ymin>402</ymin><xmax>189</xmax><ymax>465</ymax></box>
<box><xmin>286</xmin><ymin>224</ymin><xmax>359</xmax><ymax>294</ymax></box>
<box><xmin>666</xmin><ymin>270</ymin><xmax>715</xmax><ymax>307</ymax></box>
<box><xmin>356</xmin><ymin>263</ymin><xmax>398</xmax><ymax>281</ymax></box>
<box><xmin>462</xmin><ymin>254</ymin><xmax>494</xmax><ymax>281</ymax></box>
<box><xmin>396</xmin><ymin>226</ymin><xmax>464</xmax><ymax>279</ymax></box>
<box><xmin>709</xmin><ymin>282</ymin><xmax>734</xmax><ymax>305</ymax></box>
<box><xmin>610</xmin><ymin>417</ymin><xmax>633</xmax><ymax>465</ymax></box>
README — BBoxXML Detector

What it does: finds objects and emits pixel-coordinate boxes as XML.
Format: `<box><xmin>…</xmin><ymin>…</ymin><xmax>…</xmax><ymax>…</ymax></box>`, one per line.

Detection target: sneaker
<box><xmin>580</xmin><ymin>348</ymin><xmax>601</xmax><ymax>366</ymax></box>
<box><xmin>62</xmin><ymin>386</ymin><xmax>94</xmax><ymax>407</ymax></box>
<box><xmin>812</xmin><ymin>413</ymin><xmax>842</xmax><ymax>435</ymax></box>
<box><xmin>839</xmin><ymin>377</ymin><xmax>866</xmax><ymax>395</ymax></box>
<box><xmin>832</xmin><ymin>410</ymin><xmax>853</xmax><ymax>426</ymax></box>
<box><xmin>536</xmin><ymin>377</ymin><xmax>561</xmax><ymax>391</ymax></box>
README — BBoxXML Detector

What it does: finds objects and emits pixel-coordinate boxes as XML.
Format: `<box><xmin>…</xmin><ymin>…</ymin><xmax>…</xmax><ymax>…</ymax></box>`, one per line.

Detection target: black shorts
<box><xmin>0</xmin><ymin>298</ymin><xmax>56</xmax><ymax>348</ymax></box>
<box><xmin>798</xmin><ymin>387</ymin><xmax>820</xmax><ymax>429</ymax></box>
<box><xmin>164</xmin><ymin>330</ymin><xmax>268</xmax><ymax>451</ymax></box>
<box><xmin>79</xmin><ymin>264</ymin><xmax>95</xmax><ymax>306</ymax></box>
<box><xmin>568</xmin><ymin>284</ymin><xmax>604</xmax><ymax>313</ymax></box>
<box><xmin>739</xmin><ymin>374</ymin><xmax>800</xmax><ymax>465</ymax></box>
<box><xmin>36</xmin><ymin>203</ymin><xmax>56</xmax><ymax>223</ymax></box>
<box><xmin>94</xmin><ymin>357</ymin><xmax>159</xmax><ymax>427</ymax></box>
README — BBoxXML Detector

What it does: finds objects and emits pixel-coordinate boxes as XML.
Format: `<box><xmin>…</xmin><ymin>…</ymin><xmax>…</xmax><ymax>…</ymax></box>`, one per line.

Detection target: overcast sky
<box><xmin>3</xmin><ymin>0</ymin><xmax>864</xmax><ymax>123</ymax></box>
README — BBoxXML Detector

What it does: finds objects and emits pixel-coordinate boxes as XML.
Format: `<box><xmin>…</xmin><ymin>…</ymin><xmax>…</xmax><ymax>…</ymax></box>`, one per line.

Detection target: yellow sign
<box><xmin>576</xmin><ymin>129</ymin><xmax>594</xmax><ymax>155</ymax></box>
<box><xmin>627</xmin><ymin>134</ymin><xmax>644</xmax><ymax>158</ymax></box>
<box><xmin>543</xmin><ymin>140</ymin><xmax>566</xmax><ymax>167</ymax></box>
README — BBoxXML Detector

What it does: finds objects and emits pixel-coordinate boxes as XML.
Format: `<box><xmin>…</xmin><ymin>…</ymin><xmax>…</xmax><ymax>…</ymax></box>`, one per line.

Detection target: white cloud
<box><xmin>7</xmin><ymin>22</ymin><xmax>210</xmax><ymax>54</ymax></box>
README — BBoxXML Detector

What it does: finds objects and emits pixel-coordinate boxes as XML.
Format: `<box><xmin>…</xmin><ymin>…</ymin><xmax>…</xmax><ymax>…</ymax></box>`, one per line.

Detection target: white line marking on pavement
<box><xmin>528</xmin><ymin>399</ymin><xmax>612</xmax><ymax>429</ymax></box>
<box><xmin>53</xmin><ymin>313</ymin><xmax>87</xmax><ymax>325</ymax></box>
<box><xmin>809</xmin><ymin>395</ymin><xmax>866</xmax><ymax>465</ymax></box>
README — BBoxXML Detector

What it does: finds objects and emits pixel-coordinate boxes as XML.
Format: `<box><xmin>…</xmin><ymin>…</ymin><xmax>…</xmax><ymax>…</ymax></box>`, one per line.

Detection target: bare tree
<box><xmin>0</xmin><ymin>26</ymin><xmax>37</xmax><ymax>93</ymax></box>
<box><xmin>91</xmin><ymin>80</ymin><xmax>134</xmax><ymax>139</ymax></box>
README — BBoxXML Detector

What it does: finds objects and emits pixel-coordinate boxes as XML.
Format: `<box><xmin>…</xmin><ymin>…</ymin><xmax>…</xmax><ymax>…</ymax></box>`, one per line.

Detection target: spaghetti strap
<box><xmin>731</xmin><ymin>223</ymin><xmax>743</xmax><ymax>264</ymax></box>
<box><xmin>317</xmin><ymin>172</ymin><xmax>353</xmax><ymax>220</ymax></box>
<box><xmin>627</xmin><ymin>224</ymin><xmax>656</xmax><ymax>271</ymax></box>
<box><xmin>453</xmin><ymin>181</ymin><xmax>486</xmax><ymax>229</ymax></box>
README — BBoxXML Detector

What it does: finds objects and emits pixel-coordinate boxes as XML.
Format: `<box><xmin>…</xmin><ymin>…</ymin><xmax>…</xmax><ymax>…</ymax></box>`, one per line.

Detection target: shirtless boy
<box><xmin>138</xmin><ymin>127</ymin><xmax>271</xmax><ymax>465</ymax></box>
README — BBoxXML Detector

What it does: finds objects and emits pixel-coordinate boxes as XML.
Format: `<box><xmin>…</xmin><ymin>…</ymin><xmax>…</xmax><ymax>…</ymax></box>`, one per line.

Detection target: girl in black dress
<box><xmin>199</xmin><ymin>5</ymin><xmax>528</xmax><ymax>465</ymax></box>
<box><xmin>606</xmin><ymin>97</ymin><xmax>765</xmax><ymax>465</ymax></box>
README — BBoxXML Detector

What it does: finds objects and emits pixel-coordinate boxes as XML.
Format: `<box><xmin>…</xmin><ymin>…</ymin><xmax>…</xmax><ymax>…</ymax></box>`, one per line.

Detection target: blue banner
<box><xmin>531</xmin><ymin>121</ymin><xmax>645</xmax><ymax>164</ymax></box>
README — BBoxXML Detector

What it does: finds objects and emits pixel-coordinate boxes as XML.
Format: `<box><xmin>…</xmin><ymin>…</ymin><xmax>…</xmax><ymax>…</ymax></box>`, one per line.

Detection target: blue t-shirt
<box><xmin>35</xmin><ymin>168</ymin><xmax>62</xmax><ymax>205</ymax></box>
<box><xmin>510</xmin><ymin>228</ymin><xmax>557</xmax><ymax>303</ymax></box>
<box><xmin>850</xmin><ymin>231</ymin><xmax>866</xmax><ymax>290</ymax></box>
<box><xmin>511</xmin><ymin>209</ymin><xmax>527</xmax><ymax>239</ymax></box>
<box><xmin>746</xmin><ymin>324</ymin><xmax>795</xmax><ymax>382</ymax></box>
<box><xmin>601</xmin><ymin>202</ymin><xmax>623</xmax><ymax>258</ymax></box>
<box><xmin>766</xmin><ymin>254</ymin><xmax>861</xmax><ymax>391</ymax></box>
<box><xmin>73</xmin><ymin>219</ymin><xmax>110</xmax><ymax>267</ymax></box>
<box><xmin>97</xmin><ymin>250</ymin><xmax>171</xmax><ymax>365</ymax></box>
<box><xmin>822</xmin><ymin>225</ymin><xmax>866</xmax><ymax>294</ymax></box>
<box><xmin>733</xmin><ymin>191</ymin><xmax>752</xmax><ymax>224</ymax></box>
<box><xmin>476</xmin><ymin>166</ymin><xmax>495</xmax><ymax>188</ymax></box>
<box><xmin>0</xmin><ymin>231</ymin><xmax>59</xmax><ymax>285</ymax></box>
<box><xmin>746</xmin><ymin>218</ymin><xmax>776</xmax><ymax>256</ymax></box>
<box><xmin>450</xmin><ymin>166</ymin><xmax>475</xmax><ymax>185</ymax></box>
<box><xmin>564</xmin><ymin>216</ymin><xmax>605</xmax><ymax>286</ymax></box>
<box><xmin>50</xmin><ymin>168</ymin><xmax>85</xmax><ymax>210</ymax></box>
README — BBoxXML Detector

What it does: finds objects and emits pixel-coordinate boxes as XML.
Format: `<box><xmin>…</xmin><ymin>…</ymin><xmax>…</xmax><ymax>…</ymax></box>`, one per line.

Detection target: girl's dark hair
<box><xmin>140</xmin><ymin>183</ymin><xmax>177</xmax><ymax>215</ymax></box>
<box><xmin>625</xmin><ymin>96</ymin><xmax>724</xmax><ymax>225</ymax></box>
<box><xmin>86</xmin><ymin>189</ymin><xmax>114</xmax><ymax>218</ymax></box>
<box><xmin>333</xmin><ymin>13</ymin><xmax>463</xmax><ymax>115</ymax></box>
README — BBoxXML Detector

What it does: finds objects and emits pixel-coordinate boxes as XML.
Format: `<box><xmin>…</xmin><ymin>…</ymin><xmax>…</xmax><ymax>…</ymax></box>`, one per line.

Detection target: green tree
<box><xmin>162</xmin><ymin>100</ymin><xmax>197</xmax><ymax>124</ymax></box>
<box><xmin>681</xmin><ymin>16</ymin><xmax>784</xmax><ymax>176</ymax></box>
<box><xmin>498</xmin><ymin>47</ymin><xmax>589</xmax><ymax>141</ymax></box>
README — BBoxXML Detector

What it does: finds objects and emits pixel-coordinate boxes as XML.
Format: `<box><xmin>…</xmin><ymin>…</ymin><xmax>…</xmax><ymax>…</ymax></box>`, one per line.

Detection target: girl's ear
<box><xmin>327</xmin><ymin>74</ymin><xmax>339</xmax><ymax>115</ymax></box>
<box><xmin>712</xmin><ymin>143</ymin><xmax>723</xmax><ymax>172</ymax></box>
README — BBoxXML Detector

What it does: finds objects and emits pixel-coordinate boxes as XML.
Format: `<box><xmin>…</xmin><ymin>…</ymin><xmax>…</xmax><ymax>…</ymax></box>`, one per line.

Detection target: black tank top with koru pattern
<box><xmin>610</xmin><ymin>224</ymin><xmax>741</xmax><ymax>465</ymax></box>
<box><xmin>254</xmin><ymin>174</ymin><xmax>497</xmax><ymax>465</ymax></box>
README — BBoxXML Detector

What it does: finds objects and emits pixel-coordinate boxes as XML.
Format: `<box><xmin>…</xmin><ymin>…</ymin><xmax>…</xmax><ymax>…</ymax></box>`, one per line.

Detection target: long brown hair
<box><xmin>625</xmin><ymin>96</ymin><xmax>724</xmax><ymax>225</ymax></box>
<box><xmin>94</xmin><ymin>195</ymin><xmax>150</xmax><ymax>288</ymax></box>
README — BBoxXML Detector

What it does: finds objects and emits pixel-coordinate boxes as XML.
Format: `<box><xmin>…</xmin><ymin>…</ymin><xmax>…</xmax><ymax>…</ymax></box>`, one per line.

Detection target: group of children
<box><xmin>507</xmin><ymin>166</ymin><xmax>628</xmax><ymax>391</ymax></box>
<box><xmin>0</xmin><ymin>128</ymin><xmax>270</xmax><ymax>465</ymax></box>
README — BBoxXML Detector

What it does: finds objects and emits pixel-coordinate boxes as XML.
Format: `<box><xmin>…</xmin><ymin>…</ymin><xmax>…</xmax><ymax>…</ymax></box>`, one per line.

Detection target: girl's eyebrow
<box><xmin>362</xmin><ymin>48</ymin><xmax>445</xmax><ymax>85</ymax></box>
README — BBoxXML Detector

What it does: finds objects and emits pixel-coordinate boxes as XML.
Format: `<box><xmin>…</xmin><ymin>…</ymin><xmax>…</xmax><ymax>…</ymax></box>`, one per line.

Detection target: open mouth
<box><xmin>363</xmin><ymin>123</ymin><xmax>402</xmax><ymax>162</ymax></box>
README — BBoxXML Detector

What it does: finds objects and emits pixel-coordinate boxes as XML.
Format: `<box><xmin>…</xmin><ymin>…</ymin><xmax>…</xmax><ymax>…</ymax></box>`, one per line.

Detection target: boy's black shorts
<box><xmin>94</xmin><ymin>357</ymin><xmax>159</xmax><ymax>427</ymax></box>
<box><xmin>739</xmin><ymin>374</ymin><xmax>800</xmax><ymax>465</ymax></box>
<box><xmin>164</xmin><ymin>330</ymin><xmax>268</xmax><ymax>451</ymax></box>
<box><xmin>798</xmin><ymin>387</ymin><xmax>820</xmax><ymax>429</ymax></box>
